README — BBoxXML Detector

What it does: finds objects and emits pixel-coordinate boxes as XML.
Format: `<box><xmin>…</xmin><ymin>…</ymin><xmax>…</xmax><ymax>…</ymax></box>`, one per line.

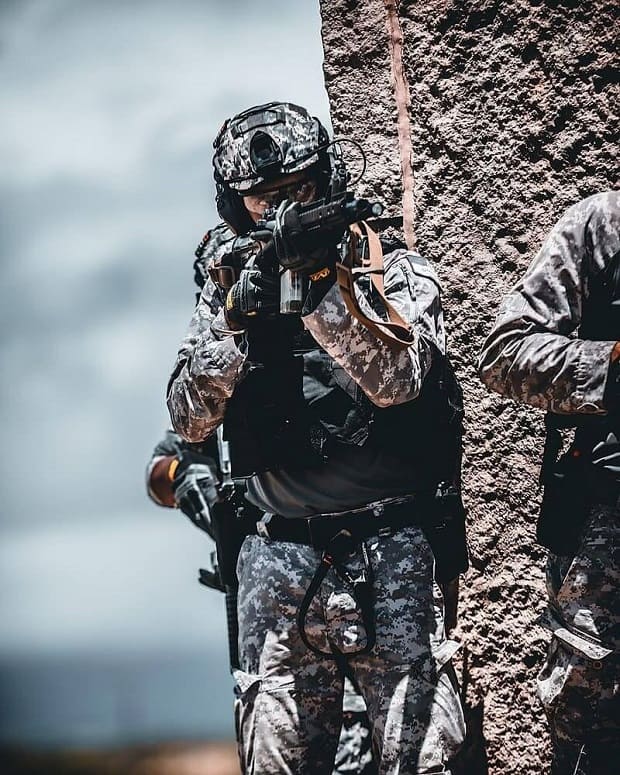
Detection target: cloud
<box><xmin>0</xmin><ymin>0</ymin><xmax>331</xmax><ymax>679</ymax></box>
<box><xmin>0</xmin><ymin>510</ymin><xmax>228</xmax><ymax>655</ymax></box>
<box><xmin>0</xmin><ymin>0</ymin><xmax>331</xmax><ymax>187</ymax></box>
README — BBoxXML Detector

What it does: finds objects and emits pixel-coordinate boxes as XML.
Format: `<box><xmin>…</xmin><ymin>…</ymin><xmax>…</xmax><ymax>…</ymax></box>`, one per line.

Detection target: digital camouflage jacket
<box><xmin>479</xmin><ymin>190</ymin><xmax>620</xmax><ymax>414</ymax></box>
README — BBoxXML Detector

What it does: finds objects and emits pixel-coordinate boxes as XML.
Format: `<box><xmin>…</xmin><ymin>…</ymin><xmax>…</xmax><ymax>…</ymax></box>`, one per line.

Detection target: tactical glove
<box><xmin>172</xmin><ymin>451</ymin><xmax>220</xmax><ymax>533</ymax></box>
<box><xmin>591</xmin><ymin>432</ymin><xmax>620</xmax><ymax>484</ymax></box>
<box><xmin>272</xmin><ymin>199</ymin><xmax>343</xmax><ymax>275</ymax></box>
<box><xmin>224</xmin><ymin>268</ymin><xmax>278</xmax><ymax>329</ymax></box>
<box><xmin>172</xmin><ymin>450</ymin><xmax>218</xmax><ymax>489</ymax></box>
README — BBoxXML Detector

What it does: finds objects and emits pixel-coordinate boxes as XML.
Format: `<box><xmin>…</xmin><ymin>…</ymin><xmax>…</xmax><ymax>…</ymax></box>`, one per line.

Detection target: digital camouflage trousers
<box><xmin>537</xmin><ymin>503</ymin><xmax>619</xmax><ymax>774</ymax></box>
<box><xmin>233</xmin><ymin>525</ymin><xmax>465</xmax><ymax>774</ymax></box>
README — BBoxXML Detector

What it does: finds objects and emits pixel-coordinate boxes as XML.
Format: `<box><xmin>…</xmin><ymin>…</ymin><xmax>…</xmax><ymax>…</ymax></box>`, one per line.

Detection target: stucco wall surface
<box><xmin>320</xmin><ymin>1</ymin><xmax>618</xmax><ymax>773</ymax></box>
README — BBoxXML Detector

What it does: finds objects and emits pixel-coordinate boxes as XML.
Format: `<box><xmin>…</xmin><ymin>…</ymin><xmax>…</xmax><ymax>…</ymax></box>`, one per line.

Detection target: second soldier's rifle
<box><xmin>180</xmin><ymin>428</ymin><xmax>258</xmax><ymax>671</ymax></box>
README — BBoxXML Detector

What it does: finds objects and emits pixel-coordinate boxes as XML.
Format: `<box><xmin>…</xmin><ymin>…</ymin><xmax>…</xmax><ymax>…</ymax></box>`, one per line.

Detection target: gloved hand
<box><xmin>272</xmin><ymin>199</ymin><xmax>342</xmax><ymax>275</ymax></box>
<box><xmin>224</xmin><ymin>268</ymin><xmax>278</xmax><ymax>329</ymax></box>
<box><xmin>172</xmin><ymin>451</ymin><xmax>220</xmax><ymax>533</ymax></box>
<box><xmin>591</xmin><ymin>432</ymin><xmax>620</xmax><ymax>483</ymax></box>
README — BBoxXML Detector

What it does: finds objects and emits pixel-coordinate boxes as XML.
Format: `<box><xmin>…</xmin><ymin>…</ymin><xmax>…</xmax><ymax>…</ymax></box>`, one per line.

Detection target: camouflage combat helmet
<box><xmin>212</xmin><ymin>101</ymin><xmax>332</xmax><ymax>235</ymax></box>
<box><xmin>212</xmin><ymin>102</ymin><xmax>329</xmax><ymax>192</ymax></box>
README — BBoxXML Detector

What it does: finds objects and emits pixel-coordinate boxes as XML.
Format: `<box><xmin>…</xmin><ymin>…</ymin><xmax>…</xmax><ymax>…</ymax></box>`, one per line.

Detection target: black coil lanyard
<box><xmin>296</xmin><ymin>529</ymin><xmax>376</xmax><ymax>659</ymax></box>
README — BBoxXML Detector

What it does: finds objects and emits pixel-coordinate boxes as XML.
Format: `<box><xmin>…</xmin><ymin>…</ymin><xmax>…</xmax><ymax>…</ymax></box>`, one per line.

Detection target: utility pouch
<box><xmin>422</xmin><ymin>483</ymin><xmax>469</xmax><ymax>583</ymax></box>
<box><xmin>537</xmin><ymin>446</ymin><xmax>592</xmax><ymax>556</ymax></box>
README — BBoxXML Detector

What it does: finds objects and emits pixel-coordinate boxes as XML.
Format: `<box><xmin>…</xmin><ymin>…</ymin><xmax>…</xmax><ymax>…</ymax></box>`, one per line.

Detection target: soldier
<box><xmin>478</xmin><ymin>191</ymin><xmax>619</xmax><ymax>775</ymax></box>
<box><xmin>167</xmin><ymin>101</ymin><xmax>467</xmax><ymax>774</ymax></box>
<box><xmin>147</xmin><ymin>222</ymin><xmax>377</xmax><ymax>775</ymax></box>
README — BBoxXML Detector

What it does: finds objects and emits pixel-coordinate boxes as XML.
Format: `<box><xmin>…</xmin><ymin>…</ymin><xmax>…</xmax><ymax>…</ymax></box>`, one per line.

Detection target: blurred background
<box><xmin>0</xmin><ymin>0</ymin><xmax>329</xmax><ymax>771</ymax></box>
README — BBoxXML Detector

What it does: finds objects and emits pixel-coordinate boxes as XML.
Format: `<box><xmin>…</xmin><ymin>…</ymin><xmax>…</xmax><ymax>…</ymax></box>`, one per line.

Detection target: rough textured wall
<box><xmin>320</xmin><ymin>1</ymin><xmax>618</xmax><ymax>773</ymax></box>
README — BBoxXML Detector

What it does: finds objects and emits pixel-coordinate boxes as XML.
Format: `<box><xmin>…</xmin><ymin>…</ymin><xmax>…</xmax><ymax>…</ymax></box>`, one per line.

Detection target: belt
<box><xmin>250</xmin><ymin>493</ymin><xmax>440</xmax><ymax>550</ymax></box>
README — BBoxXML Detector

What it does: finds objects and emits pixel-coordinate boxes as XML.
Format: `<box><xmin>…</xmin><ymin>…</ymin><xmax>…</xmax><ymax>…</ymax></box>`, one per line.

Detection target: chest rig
<box><xmin>222</xmin><ymin>306</ymin><xmax>464</xmax><ymax>486</ymax></box>
<box><xmin>580</xmin><ymin>248</ymin><xmax>620</xmax><ymax>341</ymax></box>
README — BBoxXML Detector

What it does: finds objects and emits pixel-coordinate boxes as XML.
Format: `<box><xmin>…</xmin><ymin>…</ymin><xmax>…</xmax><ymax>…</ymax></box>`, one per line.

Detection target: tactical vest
<box><xmin>222</xmin><ymin>312</ymin><xmax>464</xmax><ymax>483</ymax></box>
<box><xmin>577</xmin><ymin>249</ymin><xmax>620</xmax><ymax>444</ymax></box>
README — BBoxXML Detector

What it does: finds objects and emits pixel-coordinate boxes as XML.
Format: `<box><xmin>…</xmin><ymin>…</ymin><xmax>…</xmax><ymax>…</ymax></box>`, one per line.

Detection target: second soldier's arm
<box><xmin>146</xmin><ymin>428</ymin><xmax>219</xmax><ymax>516</ymax></box>
<box><xmin>303</xmin><ymin>249</ymin><xmax>445</xmax><ymax>407</ymax></box>
<box><xmin>146</xmin><ymin>428</ymin><xmax>187</xmax><ymax>507</ymax></box>
<box><xmin>478</xmin><ymin>192</ymin><xmax>619</xmax><ymax>415</ymax></box>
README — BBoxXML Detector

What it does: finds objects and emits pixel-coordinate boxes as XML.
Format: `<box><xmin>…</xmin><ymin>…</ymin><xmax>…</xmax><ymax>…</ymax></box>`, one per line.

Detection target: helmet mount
<box><xmin>249</xmin><ymin>131</ymin><xmax>283</xmax><ymax>180</ymax></box>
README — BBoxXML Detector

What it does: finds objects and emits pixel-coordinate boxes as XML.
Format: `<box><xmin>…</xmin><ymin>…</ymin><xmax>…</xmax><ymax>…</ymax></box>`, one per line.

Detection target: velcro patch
<box><xmin>195</xmin><ymin>231</ymin><xmax>211</xmax><ymax>259</ymax></box>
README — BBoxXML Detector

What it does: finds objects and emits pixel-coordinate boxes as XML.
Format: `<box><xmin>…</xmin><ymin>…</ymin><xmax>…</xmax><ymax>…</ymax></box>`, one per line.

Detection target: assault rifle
<box><xmin>253</xmin><ymin>192</ymin><xmax>384</xmax><ymax>313</ymax></box>
<box><xmin>208</xmin><ymin>191</ymin><xmax>384</xmax><ymax>314</ymax></box>
<box><xmin>258</xmin><ymin>191</ymin><xmax>383</xmax><ymax>237</ymax></box>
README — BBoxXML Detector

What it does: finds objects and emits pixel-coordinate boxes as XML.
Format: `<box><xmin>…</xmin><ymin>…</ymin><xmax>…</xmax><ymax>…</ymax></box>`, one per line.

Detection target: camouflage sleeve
<box><xmin>166</xmin><ymin>276</ymin><xmax>248</xmax><ymax>443</ymax></box>
<box><xmin>193</xmin><ymin>222</ymin><xmax>236</xmax><ymax>292</ymax></box>
<box><xmin>303</xmin><ymin>249</ymin><xmax>445</xmax><ymax>407</ymax></box>
<box><xmin>478</xmin><ymin>191</ymin><xmax>620</xmax><ymax>414</ymax></box>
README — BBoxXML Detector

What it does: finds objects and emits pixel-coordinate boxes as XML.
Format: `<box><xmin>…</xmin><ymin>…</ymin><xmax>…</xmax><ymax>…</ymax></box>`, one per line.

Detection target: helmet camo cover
<box><xmin>213</xmin><ymin>102</ymin><xmax>325</xmax><ymax>192</ymax></box>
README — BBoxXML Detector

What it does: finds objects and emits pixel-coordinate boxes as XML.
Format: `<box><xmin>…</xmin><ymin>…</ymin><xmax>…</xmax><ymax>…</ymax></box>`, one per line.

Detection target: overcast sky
<box><xmin>0</xmin><ymin>0</ymin><xmax>330</xmax><ymax>660</ymax></box>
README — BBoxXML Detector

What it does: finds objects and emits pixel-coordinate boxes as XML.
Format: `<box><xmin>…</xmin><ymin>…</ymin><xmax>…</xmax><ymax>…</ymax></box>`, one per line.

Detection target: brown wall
<box><xmin>319</xmin><ymin>1</ymin><xmax>618</xmax><ymax>772</ymax></box>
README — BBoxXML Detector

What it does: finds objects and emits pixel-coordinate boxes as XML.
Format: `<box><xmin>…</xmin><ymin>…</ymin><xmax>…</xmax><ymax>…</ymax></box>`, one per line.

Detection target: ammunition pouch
<box><xmin>538</xmin><ymin>447</ymin><xmax>592</xmax><ymax>556</ymax></box>
<box><xmin>423</xmin><ymin>484</ymin><xmax>469</xmax><ymax>583</ymax></box>
<box><xmin>538</xmin><ymin>413</ymin><xmax>620</xmax><ymax>555</ymax></box>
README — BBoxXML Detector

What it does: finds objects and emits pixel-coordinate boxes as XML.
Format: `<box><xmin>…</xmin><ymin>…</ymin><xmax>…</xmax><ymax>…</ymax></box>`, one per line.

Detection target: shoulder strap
<box><xmin>336</xmin><ymin>222</ymin><xmax>415</xmax><ymax>350</ymax></box>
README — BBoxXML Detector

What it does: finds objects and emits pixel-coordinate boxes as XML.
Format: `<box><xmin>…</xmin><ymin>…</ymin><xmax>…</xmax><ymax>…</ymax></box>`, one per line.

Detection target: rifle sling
<box><xmin>336</xmin><ymin>222</ymin><xmax>415</xmax><ymax>351</ymax></box>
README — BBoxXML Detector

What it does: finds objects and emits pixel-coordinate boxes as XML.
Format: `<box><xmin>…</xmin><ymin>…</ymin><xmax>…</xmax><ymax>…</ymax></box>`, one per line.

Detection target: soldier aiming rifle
<box><xmin>166</xmin><ymin>101</ymin><xmax>468</xmax><ymax>774</ymax></box>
